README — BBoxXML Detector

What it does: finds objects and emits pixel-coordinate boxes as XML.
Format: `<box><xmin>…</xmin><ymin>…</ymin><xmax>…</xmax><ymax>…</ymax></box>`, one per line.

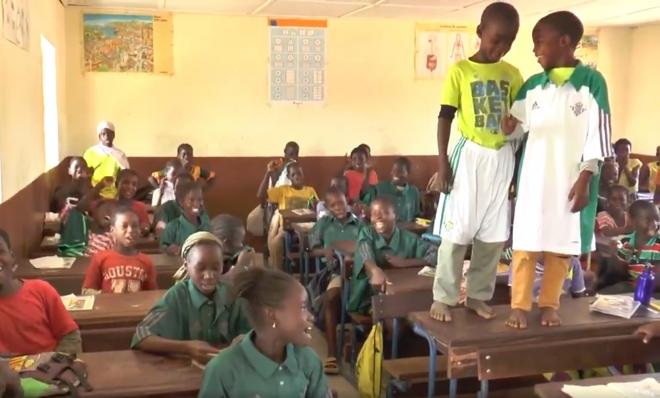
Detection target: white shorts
<box><xmin>433</xmin><ymin>137</ymin><xmax>515</xmax><ymax>244</ymax></box>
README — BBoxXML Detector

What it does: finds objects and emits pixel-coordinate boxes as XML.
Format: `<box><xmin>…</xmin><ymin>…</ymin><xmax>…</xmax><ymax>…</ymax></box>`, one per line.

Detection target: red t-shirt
<box><xmin>131</xmin><ymin>201</ymin><xmax>150</xmax><ymax>227</ymax></box>
<box><xmin>0</xmin><ymin>279</ymin><xmax>79</xmax><ymax>354</ymax></box>
<box><xmin>82</xmin><ymin>250</ymin><xmax>157</xmax><ymax>294</ymax></box>
<box><xmin>344</xmin><ymin>169</ymin><xmax>378</xmax><ymax>202</ymax></box>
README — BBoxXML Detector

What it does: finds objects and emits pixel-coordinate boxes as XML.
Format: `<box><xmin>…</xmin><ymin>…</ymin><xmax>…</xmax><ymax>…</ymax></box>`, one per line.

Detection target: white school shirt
<box><xmin>510</xmin><ymin>65</ymin><xmax>613</xmax><ymax>255</ymax></box>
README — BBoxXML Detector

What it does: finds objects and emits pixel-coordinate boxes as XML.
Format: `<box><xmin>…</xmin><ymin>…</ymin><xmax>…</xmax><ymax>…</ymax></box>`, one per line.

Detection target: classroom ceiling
<box><xmin>65</xmin><ymin>0</ymin><xmax>660</xmax><ymax>26</ymax></box>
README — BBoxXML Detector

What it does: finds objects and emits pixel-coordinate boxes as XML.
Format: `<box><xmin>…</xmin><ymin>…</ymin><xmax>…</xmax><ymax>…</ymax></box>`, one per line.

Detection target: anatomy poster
<box><xmin>415</xmin><ymin>24</ymin><xmax>479</xmax><ymax>80</ymax></box>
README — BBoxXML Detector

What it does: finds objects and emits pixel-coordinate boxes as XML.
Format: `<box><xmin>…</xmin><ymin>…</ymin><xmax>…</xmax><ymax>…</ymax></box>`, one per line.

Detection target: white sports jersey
<box><xmin>510</xmin><ymin>64</ymin><xmax>613</xmax><ymax>255</ymax></box>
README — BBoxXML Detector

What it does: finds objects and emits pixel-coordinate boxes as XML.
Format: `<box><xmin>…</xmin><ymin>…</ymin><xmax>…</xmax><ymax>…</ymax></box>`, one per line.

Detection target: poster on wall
<box><xmin>83</xmin><ymin>12</ymin><xmax>173</xmax><ymax>74</ymax></box>
<box><xmin>269</xmin><ymin>18</ymin><xmax>326</xmax><ymax>105</ymax></box>
<box><xmin>415</xmin><ymin>24</ymin><xmax>479</xmax><ymax>80</ymax></box>
<box><xmin>576</xmin><ymin>34</ymin><xmax>598</xmax><ymax>69</ymax></box>
<box><xmin>2</xmin><ymin>0</ymin><xmax>29</xmax><ymax>50</ymax></box>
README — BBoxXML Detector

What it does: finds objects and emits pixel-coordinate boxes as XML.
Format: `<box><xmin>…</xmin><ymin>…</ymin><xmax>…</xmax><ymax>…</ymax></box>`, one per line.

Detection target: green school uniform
<box><xmin>361</xmin><ymin>182</ymin><xmax>421</xmax><ymax>222</ymax></box>
<box><xmin>348</xmin><ymin>225</ymin><xmax>431</xmax><ymax>314</ymax></box>
<box><xmin>308</xmin><ymin>213</ymin><xmax>362</xmax><ymax>249</ymax></box>
<box><xmin>160</xmin><ymin>214</ymin><xmax>212</xmax><ymax>249</ymax></box>
<box><xmin>198</xmin><ymin>330</ymin><xmax>332</xmax><ymax>398</ymax></box>
<box><xmin>157</xmin><ymin>201</ymin><xmax>210</xmax><ymax>225</ymax></box>
<box><xmin>131</xmin><ymin>279</ymin><xmax>250</xmax><ymax>347</ymax></box>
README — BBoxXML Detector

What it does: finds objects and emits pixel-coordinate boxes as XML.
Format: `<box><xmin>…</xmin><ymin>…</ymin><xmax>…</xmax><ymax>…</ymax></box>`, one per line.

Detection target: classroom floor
<box><xmin>309</xmin><ymin>327</ymin><xmax>360</xmax><ymax>398</ymax></box>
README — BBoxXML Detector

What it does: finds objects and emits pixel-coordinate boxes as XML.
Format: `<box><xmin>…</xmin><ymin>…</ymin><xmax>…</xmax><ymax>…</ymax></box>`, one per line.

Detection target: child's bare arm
<box><xmin>437</xmin><ymin>111</ymin><xmax>454</xmax><ymax>194</ymax></box>
<box><xmin>635</xmin><ymin>322</ymin><xmax>660</xmax><ymax>343</ymax></box>
<box><xmin>257</xmin><ymin>167</ymin><xmax>277</xmax><ymax>203</ymax></box>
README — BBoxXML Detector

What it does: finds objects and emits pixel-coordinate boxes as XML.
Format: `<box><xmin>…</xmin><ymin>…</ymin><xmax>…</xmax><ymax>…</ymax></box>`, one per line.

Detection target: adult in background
<box><xmin>83</xmin><ymin>121</ymin><xmax>130</xmax><ymax>199</ymax></box>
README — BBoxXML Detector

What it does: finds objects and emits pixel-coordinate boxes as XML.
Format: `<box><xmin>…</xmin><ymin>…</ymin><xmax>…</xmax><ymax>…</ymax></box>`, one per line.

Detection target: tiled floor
<box><xmin>309</xmin><ymin>327</ymin><xmax>359</xmax><ymax>398</ymax></box>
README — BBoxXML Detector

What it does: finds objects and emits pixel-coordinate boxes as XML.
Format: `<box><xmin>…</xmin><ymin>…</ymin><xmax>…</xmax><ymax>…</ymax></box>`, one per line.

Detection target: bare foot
<box><xmin>505</xmin><ymin>309</ymin><xmax>528</xmax><ymax>329</ymax></box>
<box><xmin>430</xmin><ymin>301</ymin><xmax>452</xmax><ymax>322</ymax></box>
<box><xmin>540</xmin><ymin>307</ymin><xmax>561</xmax><ymax>327</ymax></box>
<box><xmin>465</xmin><ymin>298</ymin><xmax>496</xmax><ymax>320</ymax></box>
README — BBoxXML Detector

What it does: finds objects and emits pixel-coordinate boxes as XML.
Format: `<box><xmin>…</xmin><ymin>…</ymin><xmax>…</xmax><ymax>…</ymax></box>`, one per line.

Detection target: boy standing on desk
<box><xmin>429</xmin><ymin>2</ymin><xmax>524</xmax><ymax>322</ymax></box>
<box><xmin>502</xmin><ymin>11</ymin><xmax>612</xmax><ymax>328</ymax></box>
<box><xmin>82</xmin><ymin>206</ymin><xmax>158</xmax><ymax>294</ymax></box>
<box><xmin>348</xmin><ymin>197</ymin><xmax>434</xmax><ymax>315</ymax></box>
<box><xmin>132</xmin><ymin>232</ymin><xmax>250</xmax><ymax>365</ymax></box>
<box><xmin>0</xmin><ymin>229</ymin><xmax>81</xmax><ymax>356</ymax></box>
<box><xmin>257</xmin><ymin>162</ymin><xmax>318</xmax><ymax>270</ymax></box>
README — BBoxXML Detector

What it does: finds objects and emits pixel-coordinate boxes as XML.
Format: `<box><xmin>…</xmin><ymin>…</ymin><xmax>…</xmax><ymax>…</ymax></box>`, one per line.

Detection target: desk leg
<box><xmin>449</xmin><ymin>379</ymin><xmax>457</xmax><ymax>398</ymax></box>
<box><xmin>302</xmin><ymin>251</ymin><xmax>309</xmax><ymax>285</ymax></box>
<box><xmin>284</xmin><ymin>230</ymin><xmax>293</xmax><ymax>274</ymax></box>
<box><xmin>412</xmin><ymin>323</ymin><xmax>440</xmax><ymax>398</ymax></box>
<box><xmin>479</xmin><ymin>379</ymin><xmax>489</xmax><ymax>398</ymax></box>
<box><xmin>337</xmin><ymin>251</ymin><xmax>347</xmax><ymax>364</ymax></box>
<box><xmin>391</xmin><ymin>317</ymin><xmax>399</xmax><ymax>359</ymax></box>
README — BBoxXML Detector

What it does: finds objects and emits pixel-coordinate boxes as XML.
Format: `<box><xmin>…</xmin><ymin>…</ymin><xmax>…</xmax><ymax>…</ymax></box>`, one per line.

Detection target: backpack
<box><xmin>306</xmin><ymin>265</ymin><xmax>334</xmax><ymax>328</ymax></box>
<box><xmin>356</xmin><ymin>322</ymin><xmax>384</xmax><ymax>398</ymax></box>
<box><xmin>8</xmin><ymin>352</ymin><xmax>92</xmax><ymax>398</ymax></box>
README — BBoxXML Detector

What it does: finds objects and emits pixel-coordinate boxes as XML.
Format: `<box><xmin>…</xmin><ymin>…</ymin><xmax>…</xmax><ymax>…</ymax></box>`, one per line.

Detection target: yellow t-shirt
<box><xmin>648</xmin><ymin>161</ymin><xmax>659</xmax><ymax>193</ymax></box>
<box><xmin>618</xmin><ymin>158</ymin><xmax>643</xmax><ymax>193</ymax></box>
<box><xmin>267</xmin><ymin>186</ymin><xmax>318</xmax><ymax>211</ymax></box>
<box><xmin>441</xmin><ymin>59</ymin><xmax>524</xmax><ymax>150</ymax></box>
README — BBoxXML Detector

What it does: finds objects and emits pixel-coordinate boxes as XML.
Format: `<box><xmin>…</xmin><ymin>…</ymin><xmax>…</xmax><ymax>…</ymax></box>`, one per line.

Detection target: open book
<box><xmin>589</xmin><ymin>295</ymin><xmax>641</xmax><ymax>319</ymax></box>
<box><xmin>61</xmin><ymin>294</ymin><xmax>95</xmax><ymax>311</ymax></box>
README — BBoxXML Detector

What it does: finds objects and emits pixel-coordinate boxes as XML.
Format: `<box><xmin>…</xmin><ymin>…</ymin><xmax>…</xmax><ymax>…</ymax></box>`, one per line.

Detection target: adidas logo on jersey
<box><xmin>570</xmin><ymin>102</ymin><xmax>586</xmax><ymax>116</ymax></box>
<box><xmin>531</xmin><ymin>101</ymin><xmax>540</xmax><ymax>110</ymax></box>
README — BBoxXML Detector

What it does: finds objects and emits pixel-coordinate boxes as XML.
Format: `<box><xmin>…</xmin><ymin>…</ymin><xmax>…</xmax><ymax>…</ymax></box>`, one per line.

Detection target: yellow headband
<box><xmin>180</xmin><ymin>231</ymin><xmax>222</xmax><ymax>260</ymax></box>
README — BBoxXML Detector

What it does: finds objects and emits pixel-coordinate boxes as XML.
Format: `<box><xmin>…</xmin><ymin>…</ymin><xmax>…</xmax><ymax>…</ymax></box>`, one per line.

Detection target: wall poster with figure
<box><xmin>415</xmin><ymin>24</ymin><xmax>479</xmax><ymax>80</ymax></box>
<box><xmin>82</xmin><ymin>12</ymin><xmax>173</xmax><ymax>74</ymax></box>
<box><xmin>2</xmin><ymin>0</ymin><xmax>29</xmax><ymax>50</ymax></box>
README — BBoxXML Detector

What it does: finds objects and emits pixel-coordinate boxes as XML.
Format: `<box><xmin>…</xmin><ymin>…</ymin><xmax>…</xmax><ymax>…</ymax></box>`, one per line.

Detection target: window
<box><xmin>41</xmin><ymin>34</ymin><xmax>59</xmax><ymax>169</ymax></box>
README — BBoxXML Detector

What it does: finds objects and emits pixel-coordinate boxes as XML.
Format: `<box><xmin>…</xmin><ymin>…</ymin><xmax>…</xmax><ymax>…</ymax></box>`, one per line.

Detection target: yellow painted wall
<box><xmin>0</xmin><ymin>0</ymin><xmax>67</xmax><ymax>200</ymax></box>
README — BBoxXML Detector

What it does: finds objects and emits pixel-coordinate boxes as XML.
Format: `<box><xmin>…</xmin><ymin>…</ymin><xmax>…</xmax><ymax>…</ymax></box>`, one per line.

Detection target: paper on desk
<box><xmin>561</xmin><ymin>384</ymin><xmax>625</xmax><ymax>398</ymax></box>
<box><xmin>562</xmin><ymin>378</ymin><xmax>660</xmax><ymax>398</ymax></box>
<box><xmin>291</xmin><ymin>208</ymin><xmax>314</xmax><ymax>216</ymax></box>
<box><xmin>418</xmin><ymin>266</ymin><xmax>436</xmax><ymax>278</ymax></box>
<box><xmin>297</xmin><ymin>222</ymin><xmax>316</xmax><ymax>230</ymax></box>
<box><xmin>29</xmin><ymin>256</ymin><xmax>75</xmax><ymax>269</ymax></box>
<box><xmin>61</xmin><ymin>294</ymin><xmax>95</xmax><ymax>311</ymax></box>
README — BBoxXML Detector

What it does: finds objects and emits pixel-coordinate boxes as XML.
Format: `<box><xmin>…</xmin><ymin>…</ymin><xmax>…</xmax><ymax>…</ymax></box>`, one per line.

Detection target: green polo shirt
<box><xmin>131</xmin><ymin>279</ymin><xmax>250</xmax><ymax>348</ymax></box>
<box><xmin>362</xmin><ymin>182</ymin><xmax>421</xmax><ymax>222</ymax></box>
<box><xmin>160</xmin><ymin>214</ymin><xmax>212</xmax><ymax>249</ymax></box>
<box><xmin>156</xmin><ymin>201</ymin><xmax>210</xmax><ymax>225</ymax></box>
<box><xmin>348</xmin><ymin>225</ymin><xmax>431</xmax><ymax>314</ymax></box>
<box><xmin>199</xmin><ymin>330</ymin><xmax>331</xmax><ymax>398</ymax></box>
<box><xmin>308</xmin><ymin>213</ymin><xmax>362</xmax><ymax>249</ymax></box>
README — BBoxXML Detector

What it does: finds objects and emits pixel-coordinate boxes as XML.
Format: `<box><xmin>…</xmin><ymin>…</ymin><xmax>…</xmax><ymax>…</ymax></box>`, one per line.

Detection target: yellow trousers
<box><xmin>511</xmin><ymin>251</ymin><xmax>571</xmax><ymax>311</ymax></box>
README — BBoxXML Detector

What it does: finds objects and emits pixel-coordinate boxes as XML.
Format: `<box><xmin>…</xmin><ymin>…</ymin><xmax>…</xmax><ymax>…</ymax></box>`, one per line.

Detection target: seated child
<box><xmin>160</xmin><ymin>180</ymin><xmax>211</xmax><ymax>256</ymax></box>
<box><xmin>343</xmin><ymin>146</ymin><xmax>378</xmax><ymax>203</ymax></box>
<box><xmin>598</xmin><ymin>200</ymin><xmax>660</xmax><ymax>294</ymax></box>
<box><xmin>115</xmin><ymin>169</ymin><xmax>151</xmax><ymax>235</ymax></box>
<box><xmin>0</xmin><ymin>229</ymin><xmax>81</xmax><ymax>355</ymax></box>
<box><xmin>598</xmin><ymin>160</ymin><xmax>620</xmax><ymax>211</ymax></box>
<box><xmin>257</xmin><ymin>162</ymin><xmax>318</xmax><ymax>269</ymax></box>
<box><xmin>266</xmin><ymin>141</ymin><xmax>300</xmax><ymax>187</ymax></box>
<box><xmin>82</xmin><ymin>206</ymin><xmax>158</xmax><ymax>294</ymax></box>
<box><xmin>614</xmin><ymin>138</ymin><xmax>642</xmax><ymax>195</ymax></box>
<box><xmin>50</xmin><ymin>156</ymin><xmax>90</xmax><ymax>214</ymax></box>
<box><xmin>362</xmin><ymin>157</ymin><xmax>421</xmax><ymax>222</ymax></box>
<box><xmin>596</xmin><ymin>184</ymin><xmax>631</xmax><ymax>238</ymax></box>
<box><xmin>84</xmin><ymin>199</ymin><xmax>116</xmax><ymax>256</ymax></box>
<box><xmin>154</xmin><ymin>173</ymin><xmax>194</xmax><ymax>230</ymax></box>
<box><xmin>150</xmin><ymin>144</ymin><xmax>215</xmax><ymax>189</ymax></box>
<box><xmin>316</xmin><ymin>176</ymin><xmax>349</xmax><ymax>219</ymax></box>
<box><xmin>199</xmin><ymin>268</ymin><xmax>331</xmax><ymax>398</ymax></box>
<box><xmin>308</xmin><ymin>187</ymin><xmax>362</xmax><ymax>374</ymax></box>
<box><xmin>151</xmin><ymin>160</ymin><xmax>183</xmax><ymax>207</ymax></box>
<box><xmin>348</xmin><ymin>197</ymin><xmax>434</xmax><ymax>315</ymax></box>
<box><xmin>132</xmin><ymin>232</ymin><xmax>250</xmax><ymax>364</ymax></box>
<box><xmin>211</xmin><ymin>214</ymin><xmax>258</xmax><ymax>279</ymax></box>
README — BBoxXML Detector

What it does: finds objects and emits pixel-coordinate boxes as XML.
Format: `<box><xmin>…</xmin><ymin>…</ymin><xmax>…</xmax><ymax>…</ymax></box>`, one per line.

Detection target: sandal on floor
<box><xmin>324</xmin><ymin>357</ymin><xmax>339</xmax><ymax>375</ymax></box>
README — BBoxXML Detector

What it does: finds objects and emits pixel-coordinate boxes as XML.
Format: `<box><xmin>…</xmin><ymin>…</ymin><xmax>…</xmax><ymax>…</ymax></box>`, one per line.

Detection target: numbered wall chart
<box><xmin>269</xmin><ymin>19</ymin><xmax>326</xmax><ymax>104</ymax></box>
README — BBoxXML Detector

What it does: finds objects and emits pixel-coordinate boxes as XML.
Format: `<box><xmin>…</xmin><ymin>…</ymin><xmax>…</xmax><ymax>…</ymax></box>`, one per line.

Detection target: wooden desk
<box><xmin>31</xmin><ymin>237</ymin><xmax>162</xmax><ymax>258</ymax></box>
<box><xmin>79</xmin><ymin>351</ymin><xmax>201</xmax><ymax>398</ymax></box>
<box><xmin>72</xmin><ymin>290</ymin><xmax>165</xmax><ymax>352</ymax></box>
<box><xmin>16</xmin><ymin>254</ymin><xmax>182</xmax><ymax>295</ymax></box>
<box><xmin>397</xmin><ymin>221</ymin><xmax>429</xmax><ymax>236</ymax></box>
<box><xmin>534</xmin><ymin>373</ymin><xmax>660</xmax><ymax>398</ymax></box>
<box><xmin>409</xmin><ymin>297</ymin><xmax>659</xmax><ymax>398</ymax></box>
<box><xmin>279</xmin><ymin>209</ymin><xmax>316</xmax><ymax>228</ymax></box>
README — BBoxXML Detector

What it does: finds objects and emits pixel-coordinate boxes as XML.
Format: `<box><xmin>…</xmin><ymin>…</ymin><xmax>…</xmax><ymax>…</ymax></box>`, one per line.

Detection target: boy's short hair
<box><xmin>537</xmin><ymin>11</ymin><xmax>583</xmax><ymax>47</ymax></box>
<box><xmin>357</xmin><ymin>143</ymin><xmax>371</xmax><ymax>156</ymax></box>
<box><xmin>177</xmin><ymin>143</ymin><xmax>193</xmax><ymax>154</ymax></box>
<box><xmin>350</xmin><ymin>146</ymin><xmax>368</xmax><ymax>158</ymax></box>
<box><xmin>613</xmin><ymin>138</ymin><xmax>632</xmax><ymax>151</ymax></box>
<box><xmin>609</xmin><ymin>184</ymin><xmax>629</xmax><ymax>198</ymax></box>
<box><xmin>69</xmin><ymin>156</ymin><xmax>86</xmax><ymax>167</ymax></box>
<box><xmin>325</xmin><ymin>186</ymin><xmax>347</xmax><ymax>201</ymax></box>
<box><xmin>481</xmin><ymin>2</ymin><xmax>520</xmax><ymax>27</ymax></box>
<box><xmin>116</xmin><ymin>168</ymin><xmax>139</xmax><ymax>185</ymax></box>
<box><xmin>284</xmin><ymin>141</ymin><xmax>299</xmax><ymax>152</ymax></box>
<box><xmin>629</xmin><ymin>200</ymin><xmax>660</xmax><ymax>220</ymax></box>
<box><xmin>175</xmin><ymin>180</ymin><xmax>201</xmax><ymax>202</ymax></box>
<box><xmin>394</xmin><ymin>156</ymin><xmax>412</xmax><ymax>173</ymax></box>
<box><xmin>372</xmin><ymin>196</ymin><xmax>397</xmax><ymax>214</ymax></box>
<box><xmin>0</xmin><ymin>228</ymin><xmax>10</xmax><ymax>249</ymax></box>
<box><xmin>164</xmin><ymin>159</ymin><xmax>182</xmax><ymax>171</ymax></box>
<box><xmin>111</xmin><ymin>204</ymin><xmax>138</xmax><ymax>224</ymax></box>
<box><xmin>286</xmin><ymin>161</ymin><xmax>301</xmax><ymax>175</ymax></box>
<box><xmin>211</xmin><ymin>214</ymin><xmax>244</xmax><ymax>242</ymax></box>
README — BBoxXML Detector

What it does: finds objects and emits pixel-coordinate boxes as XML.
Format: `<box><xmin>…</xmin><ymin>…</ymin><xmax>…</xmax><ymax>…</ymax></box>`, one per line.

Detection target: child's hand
<box><xmin>385</xmin><ymin>254</ymin><xmax>407</xmax><ymax>268</ymax></box>
<box><xmin>186</xmin><ymin>340</ymin><xmax>220</xmax><ymax>364</ymax></box>
<box><xmin>99</xmin><ymin>176</ymin><xmax>114</xmax><ymax>188</ymax></box>
<box><xmin>368</xmin><ymin>266</ymin><xmax>390</xmax><ymax>292</ymax></box>
<box><xmin>568</xmin><ymin>178</ymin><xmax>590</xmax><ymax>213</ymax></box>
<box><xmin>0</xmin><ymin>361</ymin><xmax>22</xmax><ymax>398</ymax></box>
<box><xmin>166</xmin><ymin>244</ymin><xmax>181</xmax><ymax>256</ymax></box>
<box><xmin>635</xmin><ymin>322</ymin><xmax>660</xmax><ymax>343</ymax></box>
<box><xmin>437</xmin><ymin>156</ymin><xmax>453</xmax><ymax>194</ymax></box>
<box><xmin>266</xmin><ymin>160</ymin><xmax>280</xmax><ymax>173</ymax></box>
<box><xmin>500</xmin><ymin>114</ymin><xmax>519</xmax><ymax>135</ymax></box>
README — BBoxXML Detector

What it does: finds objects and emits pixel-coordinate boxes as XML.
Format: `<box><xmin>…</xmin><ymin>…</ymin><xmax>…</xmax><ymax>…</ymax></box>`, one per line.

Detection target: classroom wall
<box><xmin>0</xmin><ymin>0</ymin><xmax>67</xmax><ymax>201</ymax></box>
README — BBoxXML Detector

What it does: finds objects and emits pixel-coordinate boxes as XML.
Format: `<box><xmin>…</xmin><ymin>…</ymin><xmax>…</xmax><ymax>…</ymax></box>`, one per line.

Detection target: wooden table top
<box><xmin>280</xmin><ymin>209</ymin><xmax>317</xmax><ymax>226</ymax></box>
<box><xmin>71</xmin><ymin>290</ymin><xmax>165</xmax><ymax>328</ymax></box>
<box><xmin>79</xmin><ymin>350</ymin><xmax>202</xmax><ymax>398</ymax></box>
<box><xmin>32</xmin><ymin>237</ymin><xmax>162</xmax><ymax>258</ymax></box>
<box><xmin>384</xmin><ymin>267</ymin><xmax>432</xmax><ymax>295</ymax></box>
<box><xmin>408</xmin><ymin>297</ymin><xmax>652</xmax><ymax>352</ymax></box>
<box><xmin>534</xmin><ymin>373</ymin><xmax>660</xmax><ymax>398</ymax></box>
<box><xmin>16</xmin><ymin>254</ymin><xmax>182</xmax><ymax>278</ymax></box>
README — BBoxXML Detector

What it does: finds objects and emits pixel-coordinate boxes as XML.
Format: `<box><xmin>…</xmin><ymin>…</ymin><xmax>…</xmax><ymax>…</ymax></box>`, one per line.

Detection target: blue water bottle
<box><xmin>634</xmin><ymin>263</ymin><xmax>655</xmax><ymax>306</ymax></box>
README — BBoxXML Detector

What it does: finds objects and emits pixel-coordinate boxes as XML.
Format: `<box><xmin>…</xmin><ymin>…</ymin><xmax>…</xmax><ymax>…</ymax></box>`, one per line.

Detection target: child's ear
<box><xmin>559</xmin><ymin>34</ymin><xmax>572</xmax><ymax>48</ymax></box>
<box><xmin>476</xmin><ymin>24</ymin><xmax>483</xmax><ymax>39</ymax></box>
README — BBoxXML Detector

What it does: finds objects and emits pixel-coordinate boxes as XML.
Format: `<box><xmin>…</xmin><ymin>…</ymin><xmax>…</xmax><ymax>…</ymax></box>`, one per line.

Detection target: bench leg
<box><xmin>284</xmin><ymin>230</ymin><xmax>293</xmax><ymax>274</ymax></box>
<box><xmin>337</xmin><ymin>252</ymin><xmax>348</xmax><ymax>364</ymax></box>
<box><xmin>412</xmin><ymin>323</ymin><xmax>440</xmax><ymax>398</ymax></box>
<box><xmin>302</xmin><ymin>251</ymin><xmax>309</xmax><ymax>285</ymax></box>
<box><xmin>391</xmin><ymin>317</ymin><xmax>400</xmax><ymax>359</ymax></box>
<box><xmin>479</xmin><ymin>380</ymin><xmax>489</xmax><ymax>398</ymax></box>
<box><xmin>449</xmin><ymin>379</ymin><xmax>457</xmax><ymax>398</ymax></box>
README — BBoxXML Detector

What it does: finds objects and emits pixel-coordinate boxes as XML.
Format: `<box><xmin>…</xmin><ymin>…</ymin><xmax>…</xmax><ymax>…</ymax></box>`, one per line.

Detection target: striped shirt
<box><xmin>85</xmin><ymin>232</ymin><xmax>114</xmax><ymax>256</ymax></box>
<box><xmin>618</xmin><ymin>233</ymin><xmax>660</xmax><ymax>279</ymax></box>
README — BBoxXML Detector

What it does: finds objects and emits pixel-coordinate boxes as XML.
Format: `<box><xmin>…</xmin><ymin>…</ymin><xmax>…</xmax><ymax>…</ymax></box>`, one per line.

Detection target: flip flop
<box><xmin>324</xmin><ymin>357</ymin><xmax>339</xmax><ymax>375</ymax></box>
